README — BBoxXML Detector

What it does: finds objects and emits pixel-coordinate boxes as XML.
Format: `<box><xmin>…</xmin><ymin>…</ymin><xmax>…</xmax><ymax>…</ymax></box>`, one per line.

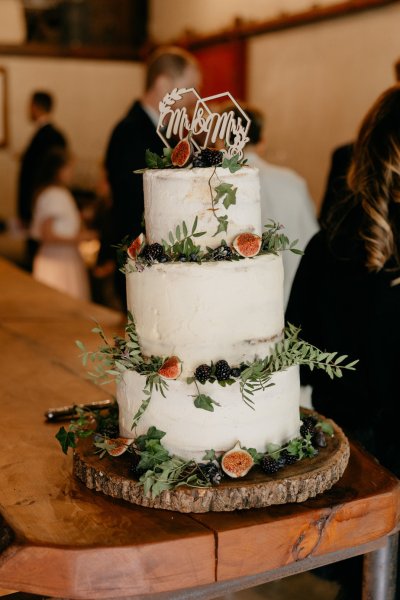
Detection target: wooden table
<box><xmin>0</xmin><ymin>257</ymin><xmax>399</xmax><ymax>600</ymax></box>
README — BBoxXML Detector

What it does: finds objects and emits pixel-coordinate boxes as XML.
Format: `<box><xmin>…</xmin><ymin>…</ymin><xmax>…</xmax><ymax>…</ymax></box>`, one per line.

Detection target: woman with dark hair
<box><xmin>286</xmin><ymin>84</ymin><xmax>400</xmax><ymax>598</ymax></box>
<box><xmin>30</xmin><ymin>148</ymin><xmax>93</xmax><ymax>301</ymax></box>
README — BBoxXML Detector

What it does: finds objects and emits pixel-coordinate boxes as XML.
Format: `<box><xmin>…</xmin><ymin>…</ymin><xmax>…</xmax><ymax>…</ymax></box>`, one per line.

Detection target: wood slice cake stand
<box><xmin>73</xmin><ymin>416</ymin><xmax>350</xmax><ymax>513</ymax></box>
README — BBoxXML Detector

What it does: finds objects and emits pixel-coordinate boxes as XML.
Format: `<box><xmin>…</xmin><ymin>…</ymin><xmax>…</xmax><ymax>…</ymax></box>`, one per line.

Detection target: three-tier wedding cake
<box><xmin>117</xmin><ymin>165</ymin><xmax>301</xmax><ymax>461</ymax></box>
<box><xmin>68</xmin><ymin>90</ymin><xmax>354</xmax><ymax>504</ymax></box>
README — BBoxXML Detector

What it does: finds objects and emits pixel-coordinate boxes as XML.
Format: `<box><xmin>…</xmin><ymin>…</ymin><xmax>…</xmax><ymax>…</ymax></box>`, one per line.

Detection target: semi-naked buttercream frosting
<box><xmin>144</xmin><ymin>166</ymin><xmax>262</xmax><ymax>248</ymax></box>
<box><xmin>126</xmin><ymin>253</ymin><xmax>284</xmax><ymax>377</ymax></box>
<box><xmin>117</xmin><ymin>159</ymin><xmax>302</xmax><ymax>460</ymax></box>
<box><xmin>118</xmin><ymin>366</ymin><xmax>300</xmax><ymax>461</ymax></box>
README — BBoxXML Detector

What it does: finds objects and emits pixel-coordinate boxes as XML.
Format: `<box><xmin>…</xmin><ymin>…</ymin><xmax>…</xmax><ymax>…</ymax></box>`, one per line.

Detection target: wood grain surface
<box><xmin>0</xmin><ymin>257</ymin><xmax>399</xmax><ymax>599</ymax></box>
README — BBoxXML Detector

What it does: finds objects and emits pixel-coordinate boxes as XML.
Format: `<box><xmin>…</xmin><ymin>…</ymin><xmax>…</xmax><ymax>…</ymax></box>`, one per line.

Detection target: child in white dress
<box><xmin>30</xmin><ymin>149</ymin><xmax>91</xmax><ymax>301</ymax></box>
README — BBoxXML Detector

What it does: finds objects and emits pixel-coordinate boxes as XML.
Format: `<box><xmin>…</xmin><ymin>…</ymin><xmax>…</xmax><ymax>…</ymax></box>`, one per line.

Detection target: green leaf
<box><xmin>318</xmin><ymin>421</ymin><xmax>334</xmax><ymax>436</ymax></box>
<box><xmin>55</xmin><ymin>427</ymin><xmax>76</xmax><ymax>454</ymax></box>
<box><xmin>163</xmin><ymin>147</ymin><xmax>172</xmax><ymax>164</ymax></box>
<box><xmin>194</xmin><ymin>394</ymin><xmax>219</xmax><ymax>412</ymax></box>
<box><xmin>75</xmin><ymin>340</ymin><xmax>86</xmax><ymax>352</ymax></box>
<box><xmin>203</xmin><ymin>449</ymin><xmax>216</xmax><ymax>461</ymax></box>
<box><xmin>243</xmin><ymin>447</ymin><xmax>263</xmax><ymax>464</ymax></box>
<box><xmin>221</xmin><ymin>154</ymin><xmax>243</xmax><ymax>173</ymax></box>
<box><xmin>266</xmin><ymin>443</ymin><xmax>281</xmax><ymax>455</ymax></box>
<box><xmin>135</xmin><ymin>426</ymin><xmax>166</xmax><ymax>450</ymax></box>
<box><xmin>145</xmin><ymin>148</ymin><xmax>164</xmax><ymax>169</ymax></box>
<box><xmin>213</xmin><ymin>215</ymin><xmax>229</xmax><ymax>237</ymax></box>
<box><xmin>214</xmin><ymin>183</ymin><xmax>237</xmax><ymax>210</ymax></box>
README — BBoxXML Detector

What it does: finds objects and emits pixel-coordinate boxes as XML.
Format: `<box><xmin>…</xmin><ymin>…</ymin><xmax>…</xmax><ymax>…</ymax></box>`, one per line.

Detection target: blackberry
<box><xmin>129</xmin><ymin>451</ymin><xmax>145</xmax><ymax>479</ymax></box>
<box><xmin>189</xmin><ymin>253</ymin><xmax>199</xmax><ymax>262</ymax></box>
<box><xmin>300</xmin><ymin>416</ymin><xmax>317</xmax><ymax>438</ymax></box>
<box><xmin>193</xmin><ymin>155</ymin><xmax>207</xmax><ymax>168</ymax></box>
<box><xmin>195</xmin><ymin>364</ymin><xmax>212</xmax><ymax>384</ymax></box>
<box><xmin>215</xmin><ymin>360</ymin><xmax>231</xmax><ymax>381</ymax></box>
<box><xmin>312</xmin><ymin>429</ymin><xmax>327</xmax><ymax>448</ymax></box>
<box><xmin>199</xmin><ymin>148</ymin><xmax>223</xmax><ymax>167</ymax></box>
<box><xmin>279</xmin><ymin>449</ymin><xmax>298</xmax><ymax>466</ymax></box>
<box><xmin>98</xmin><ymin>423</ymin><xmax>119</xmax><ymax>439</ymax></box>
<box><xmin>230</xmin><ymin>367</ymin><xmax>241</xmax><ymax>378</ymax></box>
<box><xmin>211</xmin><ymin>245</ymin><xmax>233</xmax><ymax>261</ymax></box>
<box><xmin>198</xmin><ymin>462</ymin><xmax>223</xmax><ymax>485</ymax></box>
<box><xmin>140</xmin><ymin>243</ymin><xmax>164</xmax><ymax>262</ymax></box>
<box><xmin>178</xmin><ymin>254</ymin><xmax>187</xmax><ymax>262</ymax></box>
<box><xmin>261</xmin><ymin>455</ymin><xmax>282</xmax><ymax>474</ymax></box>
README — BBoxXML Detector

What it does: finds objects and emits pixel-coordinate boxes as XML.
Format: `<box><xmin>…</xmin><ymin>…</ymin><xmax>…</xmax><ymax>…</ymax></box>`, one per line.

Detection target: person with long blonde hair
<box><xmin>286</xmin><ymin>84</ymin><xmax>400</xmax><ymax>599</ymax></box>
<box><xmin>287</xmin><ymin>84</ymin><xmax>400</xmax><ymax>467</ymax></box>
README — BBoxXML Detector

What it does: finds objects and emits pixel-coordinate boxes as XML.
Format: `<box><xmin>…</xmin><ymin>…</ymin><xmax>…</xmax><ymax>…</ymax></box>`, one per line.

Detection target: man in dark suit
<box><xmin>101</xmin><ymin>47</ymin><xmax>201</xmax><ymax>306</ymax></box>
<box><xmin>18</xmin><ymin>91</ymin><xmax>67</xmax><ymax>269</ymax></box>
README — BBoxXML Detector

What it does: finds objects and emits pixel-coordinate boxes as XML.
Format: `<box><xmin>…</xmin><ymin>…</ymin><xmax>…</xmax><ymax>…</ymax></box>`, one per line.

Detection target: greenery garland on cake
<box><xmin>119</xmin><ymin>220</ymin><xmax>302</xmax><ymax>273</ymax></box>
<box><xmin>56</xmin><ymin>403</ymin><xmax>336</xmax><ymax>498</ymax></box>
<box><xmin>75</xmin><ymin>314</ymin><xmax>357</xmax><ymax>419</ymax></box>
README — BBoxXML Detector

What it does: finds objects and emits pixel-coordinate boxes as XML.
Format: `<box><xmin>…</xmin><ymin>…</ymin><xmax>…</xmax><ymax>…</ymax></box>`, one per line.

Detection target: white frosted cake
<box><xmin>117</xmin><ymin>164</ymin><xmax>301</xmax><ymax>461</ymax></box>
<box><xmin>66</xmin><ymin>92</ymin><xmax>353</xmax><ymax>503</ymax></box>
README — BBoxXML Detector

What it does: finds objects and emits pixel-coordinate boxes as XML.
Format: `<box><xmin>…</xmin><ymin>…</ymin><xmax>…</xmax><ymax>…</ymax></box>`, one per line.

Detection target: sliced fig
<box><xmin>221</xmin><ymin>442</ymin><xmax>254</xmax><ymax>478</ymax></box>
<box><xmin>158</xmin><ymin>356</ymin><xmax>182</xmax><ymax>380</ymax></box>
<box><xmin>171</xmin><ymin>138</ymin><xmax>193</xmax><ymax>167</ymax></box>
<box><xmin>233</xmin><ymin>233</ymin><xmax>262</xmax><ymax>258</ymax></box>
<box><xmin>106</xmin><ymin>437</ymin><xmax>134</xmax><ymax>457</ymax></box>
<box><xmin>127</xmin><ymin>233</ymin><xmax>145</xmax><ymax>260</ymax></box>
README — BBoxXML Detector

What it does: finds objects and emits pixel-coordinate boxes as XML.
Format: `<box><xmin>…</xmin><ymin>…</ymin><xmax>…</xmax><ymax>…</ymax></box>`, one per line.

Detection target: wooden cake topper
<box><xmin>157</xmin><ymin>88</ymin><xmax>251</xmax><ymax>159</ymax></box>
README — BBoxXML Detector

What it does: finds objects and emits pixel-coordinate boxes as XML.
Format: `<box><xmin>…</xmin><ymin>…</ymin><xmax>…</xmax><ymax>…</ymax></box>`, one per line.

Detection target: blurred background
<box><xmin>0</xmin><ymin>0</ymin><xmax>399</xmax><ymax>287</ymax></box>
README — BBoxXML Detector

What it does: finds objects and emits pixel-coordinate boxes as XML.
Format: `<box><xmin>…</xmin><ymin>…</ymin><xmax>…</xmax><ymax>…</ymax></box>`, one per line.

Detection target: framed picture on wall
<box><xmin>0</xmin><ymin>68</ymin><xmax>8</xmax><ymax>148</ymax></box>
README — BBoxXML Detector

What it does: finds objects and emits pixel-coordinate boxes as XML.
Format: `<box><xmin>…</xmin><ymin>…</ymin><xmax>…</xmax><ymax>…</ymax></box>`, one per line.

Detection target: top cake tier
<box><xmin>143</xmin><ymin>166</ymin><xmax>262</xmax><ymax>249</ymax></box>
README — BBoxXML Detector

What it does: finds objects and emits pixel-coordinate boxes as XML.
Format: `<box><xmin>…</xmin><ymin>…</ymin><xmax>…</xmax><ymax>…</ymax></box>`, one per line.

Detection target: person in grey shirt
<box><xmin>233</xmin><ymin>105</ymin><xmax>318</xmax><ymax>306</ymax></box>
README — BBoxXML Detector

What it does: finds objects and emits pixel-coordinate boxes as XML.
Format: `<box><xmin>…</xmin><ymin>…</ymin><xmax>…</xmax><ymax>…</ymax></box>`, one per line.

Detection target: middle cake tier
<box><xmin>126</xmin><ymin>253</ymin><xmax>284</xmax><ymax>377</ymax></box>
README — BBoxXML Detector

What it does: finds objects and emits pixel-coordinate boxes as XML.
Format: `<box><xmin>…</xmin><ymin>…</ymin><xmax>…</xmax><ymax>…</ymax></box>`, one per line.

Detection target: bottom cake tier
<box><xmin>117</xmin><ymin>365</ymin><xmax>301</xmax><ymax>461</ymax></box>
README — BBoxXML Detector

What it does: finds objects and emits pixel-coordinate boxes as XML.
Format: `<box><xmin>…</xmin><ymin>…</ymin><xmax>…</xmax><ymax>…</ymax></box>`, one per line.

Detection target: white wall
<box><xmin>150</xmin><ymin>1</ymin><xmax>400</xmax><ymax>208</ymax></box>
<box><xmin>0</xmin><ymin>56</ymin><xmax>144</xmax><ymax>217</ymax></box>
<box><xmin>150</xmin><ymin>0</ymin><xmax>340</xmax><ymax>43</ymax></box>
<box><xmin>248</xmin><ymin>4</ymin><xmax>400</xmax><ymax>205</ymax></box>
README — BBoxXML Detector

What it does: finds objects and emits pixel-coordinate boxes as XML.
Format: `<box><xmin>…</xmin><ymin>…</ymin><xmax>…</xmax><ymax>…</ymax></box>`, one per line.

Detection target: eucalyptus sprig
<box><xmin>239</xmin><ymin>324</ymin><xmax>358</xmax><ymax>406</ymax></box>
<box><xmin>75</xmin><ymin>313</ymin><xmax>171</xmax><ymax>427</ymax></box>
<box><xmin>261</xmin><ymin>221</ymin><xmax>303</xmax><ymax>256</ymax></box>
<box><xmin>76</xmin><ymin>312</ymin><xmax>142</xmax><ymax>385</ymax></box>
<box><xmin>187</xmin><ymin>324</ymin><xmax>358</xmax><ymax>410</ymax></box>
<box><xmin>161</xmin><ymin>216</ymin><xmax>206</xmax><ymax>260</ymax></box>
<box><xmin>131</xmin><ymin>370</ymin><xmax>169</xmax><ymax>429</ymax></box>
